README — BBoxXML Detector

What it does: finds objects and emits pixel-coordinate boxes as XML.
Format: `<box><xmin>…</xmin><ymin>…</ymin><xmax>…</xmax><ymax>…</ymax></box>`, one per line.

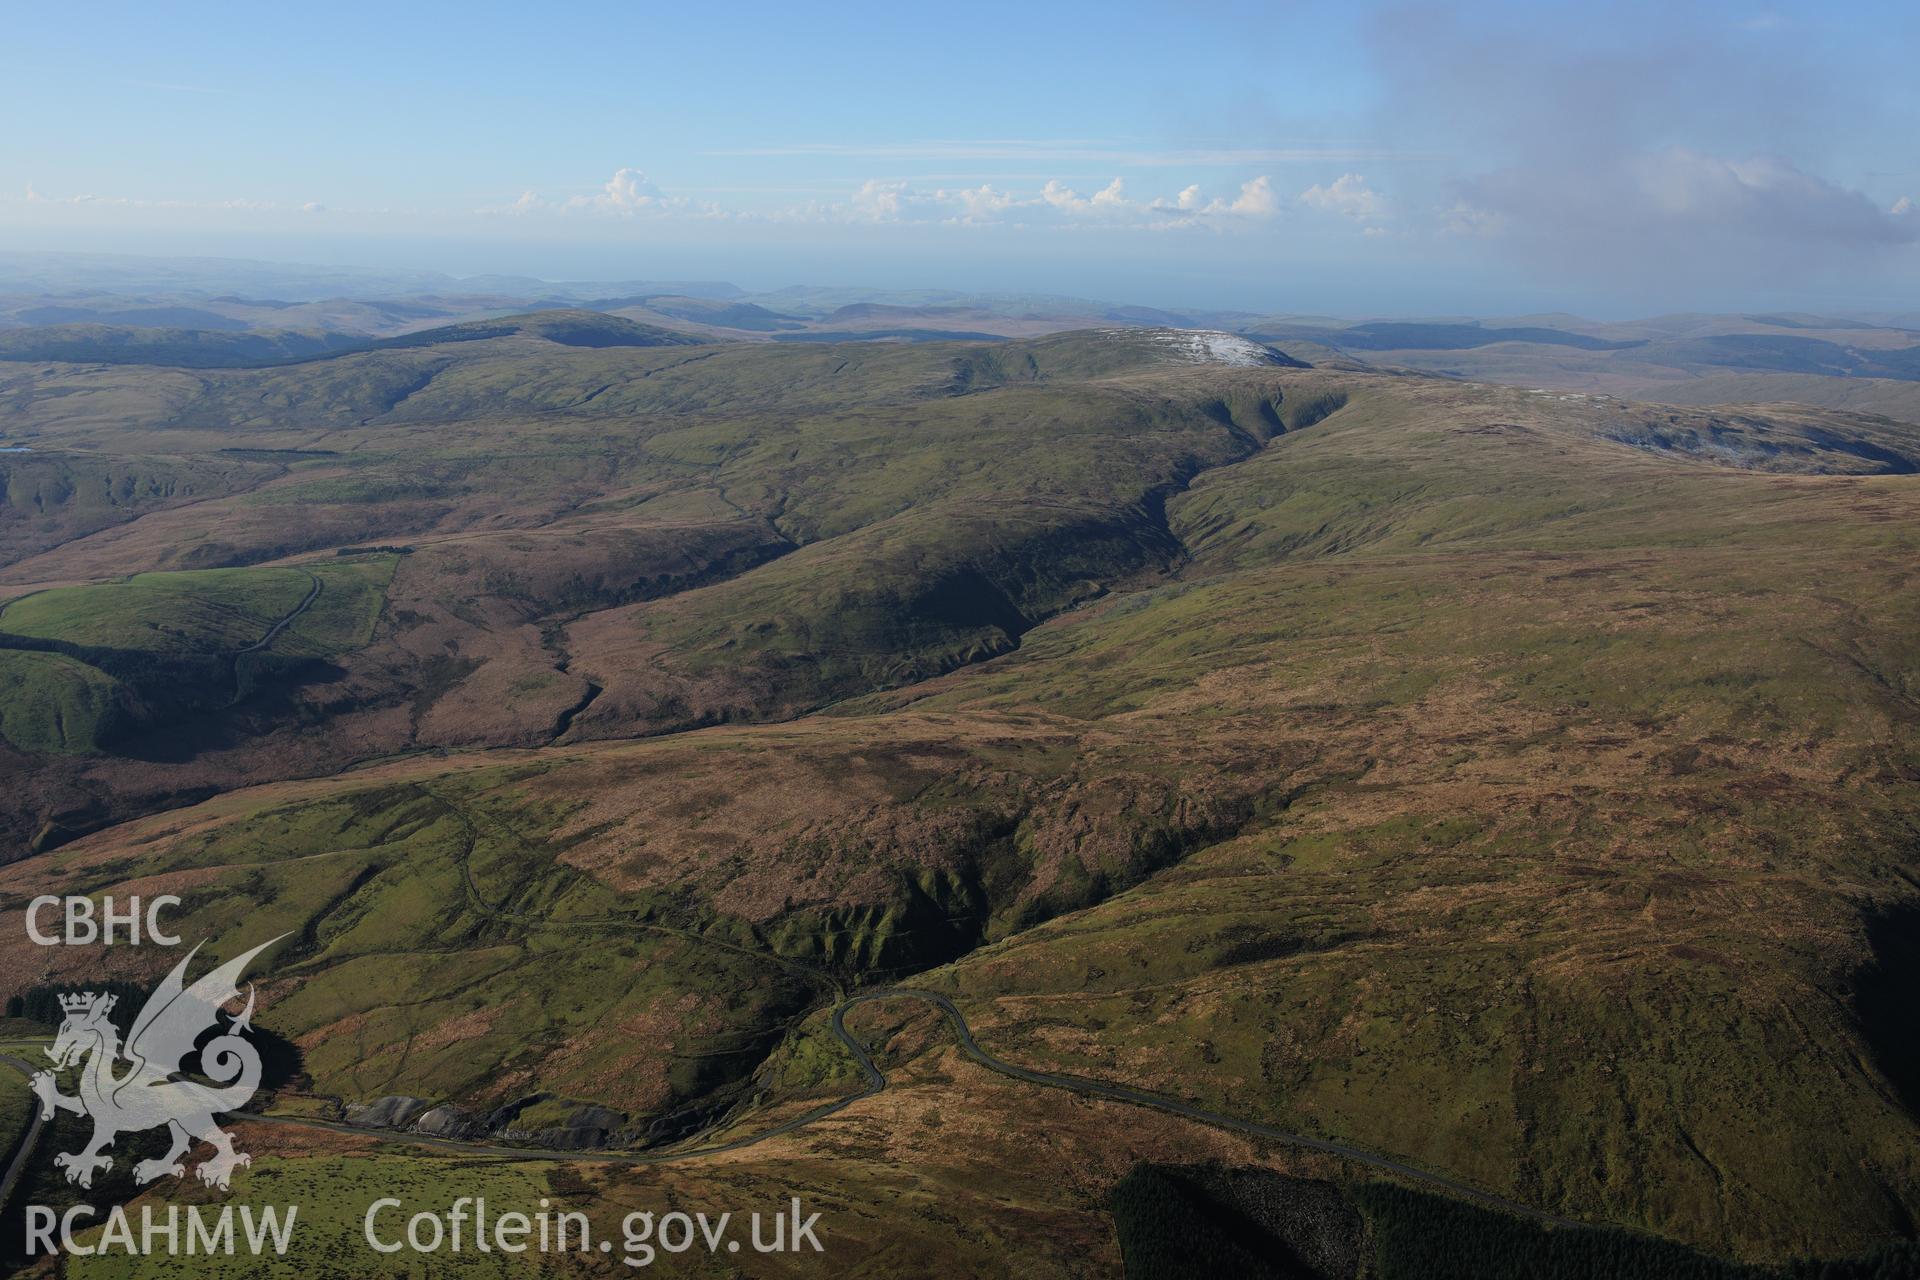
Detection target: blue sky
<box><xmin>3</xmin><ymin>1</ymin><xmax>1916</xmax><ymax>314</ymax></box>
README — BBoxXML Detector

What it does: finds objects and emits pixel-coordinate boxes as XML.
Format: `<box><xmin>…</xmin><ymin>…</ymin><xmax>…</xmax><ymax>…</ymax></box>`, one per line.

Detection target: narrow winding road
<box><xmin>0</xmin><ymin>1053</ymin><xmax>48</xmax><ymax>1218</ymax></box>
<box><xmin>836</xmin><ymin>990</ymin><xmax>1583</xmax><ymax>1229</ymax></box>
<box><xmin>234</xmin><ymin>572</ymin><xmax>322</xmax><ymax>656</ymax></box>
<box><xmin>235</xmin><ymin>987</ymin><xmax>1581</xmax><ymax>1229</ymax></box>
<box><xmin>229</xmin><ymin>788</ymin><xmax>1592</xmax><ymax>1233</ymax></box>
<box><xmin>251</xmin><ymin>786</ymin><xmax>1589</xmax><ymax>1235</ymax></box>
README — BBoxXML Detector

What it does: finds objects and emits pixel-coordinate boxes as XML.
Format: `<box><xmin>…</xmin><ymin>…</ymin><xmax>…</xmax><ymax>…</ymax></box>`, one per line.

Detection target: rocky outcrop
<box><xmin>344</xmin><ymin>1095</ymin><xmax>430</xmax><ymax>1129</ymax></box>
<box><xmin>498</xmin><ymin>1103</ymin><xmax>630</xmax><ymax>1150</ymax></box>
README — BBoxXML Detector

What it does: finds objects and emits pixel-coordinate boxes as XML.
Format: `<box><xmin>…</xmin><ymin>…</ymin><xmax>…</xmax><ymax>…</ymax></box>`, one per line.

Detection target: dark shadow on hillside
<box><xmin>1111</xmin><ymin>1165</ymin><xmax>1360</xmax><ymax>1279</ymax></box>
<box><xmin>1855</xmin><ymin>902</ymin><xmax>1920</xmax><ymax>1118</ymax></box>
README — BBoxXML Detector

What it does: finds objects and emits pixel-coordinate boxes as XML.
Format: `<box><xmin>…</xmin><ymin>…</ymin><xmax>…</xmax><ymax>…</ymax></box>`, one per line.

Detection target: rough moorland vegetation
<box><xmin>1</xmin><ymin>315</ymin><xmax>1916</xmax><ymax>1274</ymax></box>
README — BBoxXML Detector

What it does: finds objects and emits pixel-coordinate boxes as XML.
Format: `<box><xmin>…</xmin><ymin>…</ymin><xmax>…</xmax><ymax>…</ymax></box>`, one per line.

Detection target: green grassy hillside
<box><xmin>2</xmin><ymin>566</ymin><xmax>318</xmax><ymax>652</ymax></box>
<box><xmin>0</xmin><ymin>649</ymin><xmax>124</xmax><ymax>752</ymax></box>
<box><xmin>0</xmin><ymin>557</ymin><xmax>394</xmax><ymax>757</ymax></box>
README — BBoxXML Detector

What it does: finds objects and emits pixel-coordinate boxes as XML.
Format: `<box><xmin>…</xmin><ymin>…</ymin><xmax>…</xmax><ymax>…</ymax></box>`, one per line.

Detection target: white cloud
<box><xmin>1298</xmin><ymin>173</ymin><xmax>1384</xmax><ymax>221</ymax></box>
<box><xmin>843</xmin><ymin>175</ymin><xmax>1146</xmax><ymax>225</ymax></box>
<box><xmin>834</xmin><ymin>173</ymin><xmax>1310</xmax><ymax>229</ymax></box>
<box><xmin>845</xmin><ymin>179</ymin><xmax>1019</xmax><ymax>224</ymax></box>
<box><xmin>954</xmin><ymin>184</ymin><xmax>1017</xmax><ymax>222</ymax></box>
<box><xmin>822</xmin><ymin>171</ymin><xmax>1383</xmax><ymax>231</ymax></box>
<box><xmin>490</xmin><ymin>167</ymin><xmax>721</xmax><ymax>218</ymax></box>
<box><xmin>850</xmin><ymin>178</ymin><xmax>908</xmax><ymax>219</ymax></box>
<box><xmin>1040</xmin><ymin>178</ymin><xmax>1132</xmax><ymax>216</ymax></box>
<box><xmin>1219</xmin><ymin>175</ymin><xmax>1280</xmax><ymax>217</ymax></box>
<box><xmin>11</xmin><ymin>165</ymin><xmax>1411</xmax><ymax>242</ymax></box>
<box><xmin>1145</xmin><ymin>176</ymin><xmax>1296</xmax><ymax>225</ymax></box>
<box><xmin>584</xmin><ymin>167</ymin><xmax>664</xmax><ymax>211</ymax></box>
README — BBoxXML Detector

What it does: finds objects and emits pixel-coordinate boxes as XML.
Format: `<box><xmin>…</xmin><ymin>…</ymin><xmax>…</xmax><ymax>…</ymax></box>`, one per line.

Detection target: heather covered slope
<box><xmin>1</xmin><ymin>328</ymin><xmax>1917</xmax><ymax>1269</ymax></box>
<box><xmin>0</xmin><ymin>324</ymin><xmax>1319</xmax><ymax>850</ymax></box>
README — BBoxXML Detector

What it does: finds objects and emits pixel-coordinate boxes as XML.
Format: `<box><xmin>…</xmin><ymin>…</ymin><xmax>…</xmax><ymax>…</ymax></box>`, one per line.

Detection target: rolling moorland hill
<box><xmin>0</xmin><ymin>307</ymin><xmax>696</xmax><ymax>370</ymax></box>
<box><xmin>1242</xmin><ymin>314</ymin><xmax>1920</xmax><ymax>427</ymax></box>
<box><xmin>9</xmin><ymin>251</ymin><xmax>1919</xmax><ymax>420</ymax></box>
<box><xmin>0</xmin><ymin>314</ymin><xmax>1918</xmax><ymax>1275</ymax></box>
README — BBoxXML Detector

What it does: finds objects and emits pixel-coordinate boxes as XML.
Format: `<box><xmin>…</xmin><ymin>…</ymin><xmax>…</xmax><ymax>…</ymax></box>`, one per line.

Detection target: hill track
<box><xmin>233</xmin><ymin>571</ymin><xmax>321</xmax><ymax>655</ymax></box>
<box><xmin>238</xmin><ymin>791</ymin><xmax>1593</xmax><ymax>1233</ymax></box>
<box><xmin>231</xmin><ymin>986</ymin><xmax>1584</xmax><ymax>1229</ymax></box>
<box><xmin>0</xmin><ymin>1054</ymin><xmax>48</xmax><ymax>1219</ymax></box>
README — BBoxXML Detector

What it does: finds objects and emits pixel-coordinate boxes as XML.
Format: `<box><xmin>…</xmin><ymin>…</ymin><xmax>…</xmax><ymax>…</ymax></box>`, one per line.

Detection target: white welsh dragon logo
<box><xmin>30</xmin><ymin>936</ymin><xmax>285</xmax><ymax>1192</ymax></box>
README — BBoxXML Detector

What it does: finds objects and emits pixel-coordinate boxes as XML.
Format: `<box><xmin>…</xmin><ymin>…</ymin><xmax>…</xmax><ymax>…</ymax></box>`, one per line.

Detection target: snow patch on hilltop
<box><xmin>1100</xmin><ymin>327</ymin><xmax>1286</xmax><ymax>368</ymax></box>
